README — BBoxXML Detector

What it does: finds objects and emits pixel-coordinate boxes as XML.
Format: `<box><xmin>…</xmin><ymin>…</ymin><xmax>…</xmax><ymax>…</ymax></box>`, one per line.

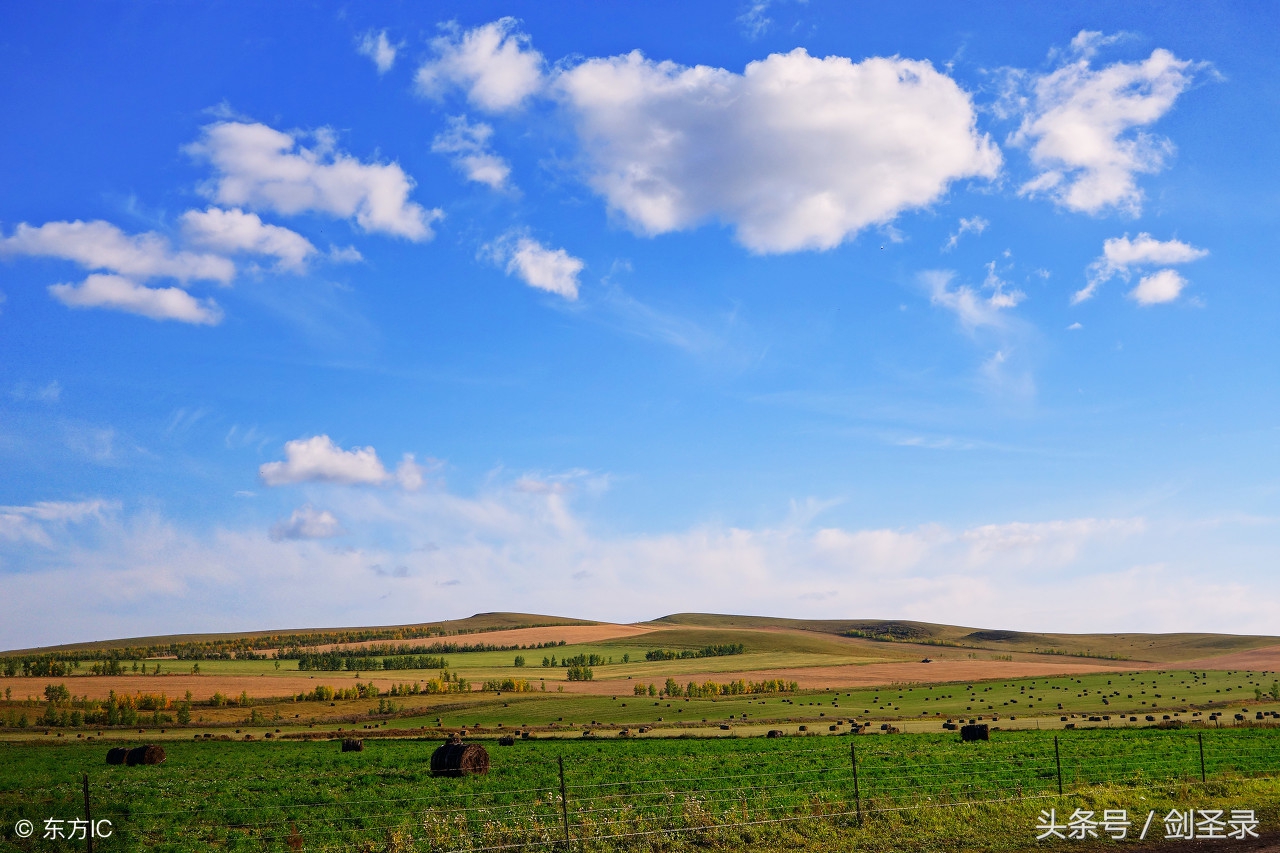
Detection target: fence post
<box><xmin>558</xmin><ymin>755</ymin><xmax>571</xmax><ymax>850</ymax></box>
<box><xmin>83</xmin><ymin>773</ymin><xmax>93</xmax><ymax>853</ymax></box>
<box><xmin>850</xmin><ymin>742</ymin><xmax>862</xmax><ymax>826</ymax></box>
<box><xmin>1198</xmin><ymin>732</ymin><xmax>1206</xmax><ymax>784</ymax></box>
<box><xmin>1054</xmin><ymin>736</ymin><xmax>1063</xmax><ymax>796</ymax></box>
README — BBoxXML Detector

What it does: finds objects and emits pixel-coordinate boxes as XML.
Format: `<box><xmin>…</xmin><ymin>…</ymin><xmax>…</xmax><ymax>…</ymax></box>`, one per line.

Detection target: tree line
<box><xmin>643</xmin><ymin>644</ymin><xmax>745</xmax><ymax>661</ymax></box>
<box><xmin>634</xmin><ymin>678</ymin><xmax>798</xmax><ymax>698</ymax></box>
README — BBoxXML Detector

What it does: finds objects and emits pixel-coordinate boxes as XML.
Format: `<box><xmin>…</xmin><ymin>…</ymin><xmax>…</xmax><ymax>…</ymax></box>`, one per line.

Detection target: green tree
<box><xmin>176</xmin><ymin>702</ymin><xmax>191</xmax><ymax>725</ymax></box>
<box><xmin>43</xmin><ymin>683</ymin><xmax>70</xmax><ymax>705</ymax></box>
<box><xmin>514</xmin><ymin>655</ymin><xmax>526</xmax><ymax>667</ymax></box>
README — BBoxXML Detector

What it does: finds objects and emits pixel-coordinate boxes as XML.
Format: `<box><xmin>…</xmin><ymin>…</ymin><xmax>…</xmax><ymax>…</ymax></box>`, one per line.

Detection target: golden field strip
<box><xmin>3</xmin><ymin>613</ymin><xmax>1279</xmax><ymax>739</ymax></box>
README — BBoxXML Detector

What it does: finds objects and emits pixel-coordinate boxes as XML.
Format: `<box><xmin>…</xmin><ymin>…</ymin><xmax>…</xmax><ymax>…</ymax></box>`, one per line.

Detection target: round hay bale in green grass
<box><xmin>341</xmin><ymin>738</ymin><xmax>363</xmax><ymax>752</ymax></box>
<box><xmin>125</xmin><ymin>744</ymin><xmax>166</xmax><ymax>765</ymax></box>
<box><xmin>431</xmin><ymin>740</ymin><xmax>489</xmax><ymax>777</ymax></box>
<box><xmin>105</xmin><ymin>747</ymin><xmax>128</xmax><ymax>765</ymax></box>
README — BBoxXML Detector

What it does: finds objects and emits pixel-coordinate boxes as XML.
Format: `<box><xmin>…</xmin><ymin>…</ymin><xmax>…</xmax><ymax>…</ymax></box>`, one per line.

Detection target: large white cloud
<box><xmin>188</xmin><ymin>121</ymin><xmax>442</xmax><ymax>241</ymax></box>
<box><xmin>556</xmin><ymin>48</ymin><xmax>1001</xmax><ymax>253</ymax></box>
<box><xmin>49</xmin><ymin>274</ymin><xmax>223</xmax><ymax>325</ymax></box>
<box><xmin>416</xmin><ymin>18</ymin><xmax>545</xmax><ymax>112</ymax></box>
<box><xmin>1076</xmin><ymin>233</ymin><xmax>1208</xmax><ymax>304</ymax></box>
<box><xmin>430</xmin><ymin>116</ymin><xmax>512</xmax><ymax>190</ymax></box>
<box><xmin>0</xmin><ymin>220</ymin><xmax>234</xmax><ymax>283</ymax></box>
<box><xmin>1013</xmin><ymin>32</ymin><xmax>1199</xmax><ymax>215</ymax></box>
<box><xmin>180</xmin><ymin>207</ymin><xmax>316</xmax><ymax>271</ymax></box>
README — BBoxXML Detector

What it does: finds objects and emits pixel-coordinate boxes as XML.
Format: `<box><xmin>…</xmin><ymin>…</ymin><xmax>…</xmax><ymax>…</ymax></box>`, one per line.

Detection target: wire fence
<box><xmin>6</xmin><ymin>726</ymin><xmax>1279</xmax><ymax>852</ymax></box>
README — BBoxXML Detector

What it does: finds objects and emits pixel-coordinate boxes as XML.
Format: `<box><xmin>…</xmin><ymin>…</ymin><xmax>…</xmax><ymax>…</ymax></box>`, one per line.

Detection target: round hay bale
<box><xmin>431</xmin><ymin>741</ymin><xmax>490</xmax><ymax>777</ymax></box>
<box><xmin>498</xmin><ymin>735</ymin><xmax>516</xmax><ymax>746</ymax></box>
<box><xmin>766</xmin><ymin>729</ymin><xmax>784</xmax><ymax>738</ymax></box>
<box><xmin>125</xmin><ymin>744</ymin><xmax>166</xmax><ymax>766</ymax></box>
<box><xmin>960</xmin><ymin>724</ymin><xmax>989</xmax><ymax>742</ymax></box>
<box><xmin>105</xmin><ymin>747</ymin><xmax>128</xmax><ymax>765</ymax></box>
<box><xmin>341</xmin><ymin>738</ymin><xmax>364</xmax><ymax>752</ymax></box>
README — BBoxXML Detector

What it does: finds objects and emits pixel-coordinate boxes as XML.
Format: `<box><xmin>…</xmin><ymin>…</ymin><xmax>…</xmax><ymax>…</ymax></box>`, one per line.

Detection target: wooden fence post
<box><xmin>1054</xmin><ymin>736</ymin><xmax>1063</xmax><ymax>796</ymax></box>
<box><xmin>83</xmin><ymin>773</ymin><xmax>93</xmax><ymax>853</ymax></box>
<box><xmin>850</xmin><ymin>742</ymin><xmax>862</xmax><ymax>826</ymax></box>
<box><xmin>1198</xmin><ymin>732</ymin><xmax>1206</xmax><ymax>784</ymax></box>
<box><xmin>558</xmin><ymin>755</ymin><xmax>571</xmax><ymax>850</ymax></box>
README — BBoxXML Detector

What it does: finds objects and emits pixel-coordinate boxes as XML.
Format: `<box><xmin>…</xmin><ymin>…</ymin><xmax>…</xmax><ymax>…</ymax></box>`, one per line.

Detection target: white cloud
<box><xmin>1012</xmin><ymin>33</ymin><xmax>1199</xmax><ymax>215</ymax></box>
<box><xmin>1067</xmin><ymin>322</ymin><xmax>1083</xmax><ymax>330</ymax></box>
<box><xmin>486</xmin><ymin>234</ymin><xmax>584</xmax><ymax>300</ymax></box>
<box><xmin>943</xmin><ymin>216</ymin><xmax>989</xmax><ymax>251</ymax></box>
<box><xmin>259</xmin><ymin>435</ymin><xmax>389</xmax><ymax>486</ymax></box>
<box><xmin>188</xmin><ymin>121</ymin><xmax>442</xmax><ymax>241</ymax></box>
<box><xmin>737</xmin><ymin>1</ymin><xmax>773</xmax><ymax>39</ymax></box>
<box><xmin>0</xmin><ymin>499</ymin><xmax>115</xmax><ymax>547</ymax></box>
<box><xmin>923</xmin><ymin>267</ymin><xmax>1022</xmax><ymax>332</ymax></box>
<box><xmin>180</xmin><ymin>207</ymin><xmax>316</xmax><ymax>271</ymax></box>
<box><xmin>357</xmin><ymin>29</ymin><xmax>398</xmax><ymax>75</ymax></box>
<box><xmin>270</xmin><ymin>505</ymin><xmax>344</xmax><ymax>541</ymax></box>
<box><xmin>430</xmin><ymin>116</ymin><xmax>512</xmax><ymax>190</ymax></box>
<box><xmin>49</xmin><ymin>274</ymin><xmax>223</xmax><ymax>325</ymax></box>
<box><xmin>416</xmin><ymin>18</ymin><xmax>544</xmax><ymax>112</ymax></box>
<box><xmin>1129</xmin><ymin>268</ymin><xmax>1187</xmax><ymax>305</ymax></box>
<box><xmin>1075</xmin><ymin>233</ymin><xmax>1207</xmax><ymax>303</ymax></box>
<box><xmin>557</xmin><ymin>49</ymin><xmax>1000</xmax><ymax>253</ymax></box>
<box><xmin>395</xmin><ymin>454</ymin><xmax>427</xmax><ymax>492</ymax></box>
<box><xmin>0</xmin><ymin>220</ymin><xmax>234</xmax><ymax>283</ymax></box>
<box><xmin>11</xmin><ymin>478</ymin><xmax>1260</xmax><ymax>649</ymax></box>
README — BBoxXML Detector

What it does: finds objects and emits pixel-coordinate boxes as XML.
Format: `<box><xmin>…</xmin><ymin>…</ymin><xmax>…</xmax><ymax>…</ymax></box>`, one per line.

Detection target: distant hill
<box><xmin>646</xmin><ymin>613</ymin><xmax>1280</xmax><ymax>663</ymax></box>
<box><xmin>2</xmin><ymin>612</ymin><xmax>597</xmax><ymax>656</ymax></box>
<box><xmin>8</xmin><ymin>611</ymin><xmax>1278</xmax><ymax>665</ymax></box>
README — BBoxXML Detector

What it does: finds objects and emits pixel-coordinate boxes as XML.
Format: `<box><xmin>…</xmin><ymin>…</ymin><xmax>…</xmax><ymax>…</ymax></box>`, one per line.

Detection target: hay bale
<box><xmin>960</xmin><ymin>724</ymin><xmax>988</xmax><ymax>742</ymax></box>
<box><xmin>766</xmin><ymin>729</ymin><xmax>783</xmax><ymax>738</ymax></box>
<box><xmin>431</xmin><ymin>740</ymin><xmax>490</xmax><ymax>777</ymax></box>
<box><xmin>125</xmin><ymin>745</ymin><xmax>166</xmax><ymax>766</ymax></box>
<box><xmin>341</xmin><ymin>738</ymin><xmax>364</xmax><ymax>752</ymax></box>
<box><xmin>498</xmin><ymin>735</ymin><xmax>516</xmax><ymax>746</ymax></box>
<box><xmin>105</xmin><ymin>747</ymin><xmax>128</xmax><ymax>765</ymax></box>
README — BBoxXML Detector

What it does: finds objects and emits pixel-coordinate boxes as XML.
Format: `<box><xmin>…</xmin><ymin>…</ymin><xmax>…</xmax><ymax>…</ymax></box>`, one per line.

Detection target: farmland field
<box><xmin>4</xmin><ymin>614</ymin><xmax>1280</xmax><ymax>851</ymax></box>
<box><xmin>2</xmin><ymin>727</ymin><xmax>1278</xmax><ymax>852</ymax></box>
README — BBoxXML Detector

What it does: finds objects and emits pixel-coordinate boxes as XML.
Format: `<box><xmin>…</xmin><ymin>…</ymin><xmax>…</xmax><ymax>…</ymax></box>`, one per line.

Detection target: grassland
<box><xmin>2</xmin><ymin>727</ymin><xmax>1278</xmax><ymax>852</ymax></box>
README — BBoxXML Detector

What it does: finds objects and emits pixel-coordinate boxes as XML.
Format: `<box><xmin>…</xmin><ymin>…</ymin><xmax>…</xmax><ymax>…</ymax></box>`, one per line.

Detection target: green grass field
<box><xmin>2</xmin><ymin>727</ymin><xmax>1277</xmax><ymax>852</ymax></box>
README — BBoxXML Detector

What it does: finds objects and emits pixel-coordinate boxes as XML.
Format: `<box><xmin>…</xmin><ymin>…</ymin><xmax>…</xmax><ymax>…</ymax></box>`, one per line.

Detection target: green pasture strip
<box><xmin>2</xmin><ymin>727</ymin><xmax>1277</xmax><ymax>852</ymax></box>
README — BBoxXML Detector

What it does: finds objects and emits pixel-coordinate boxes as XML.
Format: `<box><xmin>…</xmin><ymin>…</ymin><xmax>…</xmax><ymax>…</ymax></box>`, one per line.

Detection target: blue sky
<box><xmin>2</xmin><ymin>1</ymin><xmax>1279</xmax><ymax>648</ymax></box>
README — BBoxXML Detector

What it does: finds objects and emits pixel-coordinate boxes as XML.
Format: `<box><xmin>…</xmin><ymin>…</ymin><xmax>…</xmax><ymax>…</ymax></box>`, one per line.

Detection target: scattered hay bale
<box><xmin>960</xmin><ymin>724</ymin><xmax>989</xmax><ymax>742</ymax></box>
<box><xmin>341</xmin><ymin>739</ymin><xmax>364</xmax><ymax>752</ymax></box>
<box><xmin>719</xmin><ymin>724</ymin><xmax>730</xmax><ymax>731</ymax></box>
<box><xmin>798</xmin><ymin>725</ymin><xmax>808</xmax><ymax>731</ymax></box>
<box><xmin>105</xmin><ymin>747</ymin><xmax>128</xmax><ymax>765</ymax></box>
<box><xmin>431</xmin><ymin>738</ymin><xmax>490</xmax><ymax>777</ymax></box>
<box><xmin>125</xmin><ymin>745</ymin><xmax>166</xmax><ymax>766</ymax></box>
<box><xmin>498</xmin><ymin>735</ymin><xmax>516</xmax><ymax>746</ymax></box>
<box><xmin>766</xmin><ymin>730</ymin><xmax>784</xmax><ymax>738</ymax></box>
